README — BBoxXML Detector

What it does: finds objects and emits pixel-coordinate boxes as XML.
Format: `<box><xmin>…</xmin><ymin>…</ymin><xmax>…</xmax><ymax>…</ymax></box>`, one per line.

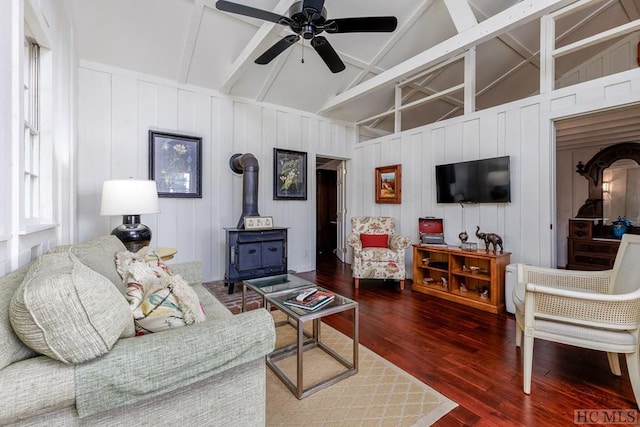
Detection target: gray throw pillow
<box><xmin>9</xmin><ymin>252</ymin><xmax>133</xmax><ymax>364</ymax></box>
<box><xmin>49</xmin><ymin>235</ymin><xmax>127</xmax><ymax>290</ymax></box>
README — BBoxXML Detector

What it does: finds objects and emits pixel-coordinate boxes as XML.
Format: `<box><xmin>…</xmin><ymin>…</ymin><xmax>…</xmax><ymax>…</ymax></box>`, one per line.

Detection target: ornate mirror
<box><xmin>602</xmin><ymin>159</ymin><xmax>640</xmax><ymax>224</ymax></box>
<box><xmin>576</xmin><ymin>142</ymin><xmax>640</xmax><ymax>220</ymax></box>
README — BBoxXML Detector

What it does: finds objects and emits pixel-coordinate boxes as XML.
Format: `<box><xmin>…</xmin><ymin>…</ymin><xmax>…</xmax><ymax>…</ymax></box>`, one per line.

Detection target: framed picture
<box><xmin>375</xmin><ymin>164</ymin><xmax>402</xmax><ymax>204</ymax></box>
<box><xmin>149</xmin><ymin>130</ymin><xmax>202</xmax><ymax>198</ymax></box>
<box><xmin>244</xmin><ymin>216</ymin><xmax>274</xmax><ymax>230</ymax></box>
<box><xmin>273</xmin><ymin>148</ymin><xmax>307</xmax><ymax>200</ymax></box>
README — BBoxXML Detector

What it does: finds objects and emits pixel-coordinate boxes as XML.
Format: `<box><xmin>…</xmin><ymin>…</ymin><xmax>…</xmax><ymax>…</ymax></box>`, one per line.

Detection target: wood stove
<box><xmin>224</xmin><ymin>227</ymin><xmax>288</xmax><ymax>293</ymax></box>
<box><xmin>224</xmin><ymin>152</ymin><xmax>288</xmax><ymax>292</ymax></box>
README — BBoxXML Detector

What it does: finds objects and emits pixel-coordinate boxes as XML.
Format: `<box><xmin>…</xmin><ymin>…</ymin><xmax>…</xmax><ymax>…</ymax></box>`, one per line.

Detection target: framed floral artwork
<box><xmin>273</xmin><ymin>148</ymin><xmax>307</xmax><ymax>200</ymax></box>
<box><xmin>149</xmin><ymin>130</ymin><xmax>202</xmax><ymax>198</ymax></box>
<box><xmin>375</xmin><ymin>164</ymin><xmax>402</xmax><ymax>204</ymax></box>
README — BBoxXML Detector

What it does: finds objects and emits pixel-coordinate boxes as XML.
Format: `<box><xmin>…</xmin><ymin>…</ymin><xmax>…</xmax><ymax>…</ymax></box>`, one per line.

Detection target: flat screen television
<box><xmin>435</xmin><ymin>156</ymin><xmax>511</xmax><ymax>203</ymax></box>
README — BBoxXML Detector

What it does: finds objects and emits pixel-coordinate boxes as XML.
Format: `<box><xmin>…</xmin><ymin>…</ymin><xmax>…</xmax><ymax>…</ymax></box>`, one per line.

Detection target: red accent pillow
<box><xmin>360</xmin><ymin>233</ymin><xmax>388</xmax><ymax>248</ymax></box>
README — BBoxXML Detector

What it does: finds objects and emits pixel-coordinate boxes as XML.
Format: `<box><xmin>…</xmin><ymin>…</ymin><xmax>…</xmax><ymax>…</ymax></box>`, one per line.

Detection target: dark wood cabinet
<box><xmin>567</xmin><ymin>219</ymin><xmax>619</xmax><ymax>270</ymax></box>
<box><xmin>225</xmin><ymin>228</ymin><xmax>288</xmax><ymax>292</ymax></box>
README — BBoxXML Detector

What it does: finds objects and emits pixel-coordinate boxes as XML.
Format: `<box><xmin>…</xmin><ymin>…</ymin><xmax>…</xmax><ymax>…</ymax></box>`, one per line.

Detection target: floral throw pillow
<box><xmin>117</xmin><ymin>248</ymin><xmax>206</xmax><ymax>336</ymax></box>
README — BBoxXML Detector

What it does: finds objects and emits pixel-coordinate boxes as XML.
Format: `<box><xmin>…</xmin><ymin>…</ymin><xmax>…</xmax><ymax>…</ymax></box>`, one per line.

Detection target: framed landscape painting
<box><xmin>375</xmin><ymin>164</ymin><xmax>402</xmax><ymax>204</ymax></box>
<box><xmin>273</xmin><ymin>148</ymin><xmax>307</xmax><ymax>200</ymax></box>
<box><xmin>149</xmin><ymin>130</ymin><xmax>202</xmax><ymax>198</ymax></box>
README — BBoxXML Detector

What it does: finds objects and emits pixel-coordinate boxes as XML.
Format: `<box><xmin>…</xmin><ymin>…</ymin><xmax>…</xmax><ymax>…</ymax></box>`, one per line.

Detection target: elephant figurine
<box><xmin>475</xmin><ymin>226</ymin><xmax>504</xmax><ymax>254</ymax></box>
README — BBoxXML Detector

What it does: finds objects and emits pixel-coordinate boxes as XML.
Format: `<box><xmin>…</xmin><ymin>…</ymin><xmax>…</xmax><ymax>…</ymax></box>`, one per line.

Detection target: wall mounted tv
<box><xmin>435</xmin><ymin>156</ymin><xmax>511</xmax><ymax>203</ymax></box>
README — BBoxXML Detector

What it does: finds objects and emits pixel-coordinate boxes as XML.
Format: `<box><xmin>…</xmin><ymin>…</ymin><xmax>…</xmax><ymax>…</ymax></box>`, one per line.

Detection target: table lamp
<box><xmin>100</xmin><ymin>179</ymin><xmax>160</xmax><ymax>252</ymax></box>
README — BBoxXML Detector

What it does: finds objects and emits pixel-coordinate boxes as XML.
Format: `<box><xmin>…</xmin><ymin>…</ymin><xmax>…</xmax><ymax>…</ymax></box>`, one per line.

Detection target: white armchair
<box><xmin>513</xmin><ymin>233</ymin><xmax>640</xmax><ymax>407</ymax></box>
<box><xmin>347</xmin><ymin>216</ymin><xmax>411</xmax><ymax>290</ymax></box>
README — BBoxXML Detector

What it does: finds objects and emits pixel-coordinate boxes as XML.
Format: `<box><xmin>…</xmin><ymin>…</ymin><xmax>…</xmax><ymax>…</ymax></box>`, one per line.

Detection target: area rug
<box><xmin>202</xmin><ymin>281</ymin><xmax>457</xmax><ymax>425</ymax></box>
<box><xmin>268</xmin><ymin>313</ymin><xmax>456</xmax><ymax>426</ymax></box>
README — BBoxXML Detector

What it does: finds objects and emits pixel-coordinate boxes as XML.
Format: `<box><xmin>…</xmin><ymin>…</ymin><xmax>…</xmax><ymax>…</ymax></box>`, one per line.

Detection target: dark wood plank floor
<box><xmin>293</xmin><ymin>254</ymin><xmax>638</xmax><ymax>426</ymax></box>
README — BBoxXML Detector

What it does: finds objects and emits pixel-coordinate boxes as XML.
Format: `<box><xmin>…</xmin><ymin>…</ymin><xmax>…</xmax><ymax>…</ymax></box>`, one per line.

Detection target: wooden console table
<box><xmin>412</xmin><ymin>245</ymin><xmax>510</xmax><ymax>314</ymax></box>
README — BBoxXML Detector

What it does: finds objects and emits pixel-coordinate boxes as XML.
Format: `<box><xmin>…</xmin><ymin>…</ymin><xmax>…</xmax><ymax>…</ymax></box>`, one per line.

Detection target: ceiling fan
<box><xmin>215</xmin><ymin>0</ymin><xmax>398</xmax><ymax>73</ymax></box>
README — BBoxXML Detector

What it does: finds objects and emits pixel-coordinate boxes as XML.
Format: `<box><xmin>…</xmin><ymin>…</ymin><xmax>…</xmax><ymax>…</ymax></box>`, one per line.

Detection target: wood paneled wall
<box><xmin>76</xmin><ymin>64</ymin><xmax>640</xmax><ymax>281</ymax></box>
<box><xmin>352</xmin><ymin>68</ymin><xmax>640</xmax><ymax>274</ymax></box>
<box><xmin>76</xmin><ymin>62</ymin><xmax>354</xmax><ymax>281</ymax></box>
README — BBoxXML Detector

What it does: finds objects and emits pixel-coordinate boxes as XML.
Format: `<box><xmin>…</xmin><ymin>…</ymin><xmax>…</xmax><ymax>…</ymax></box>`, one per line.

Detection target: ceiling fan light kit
<box><xmin>215</xmin><ymin>0</ymin><xmax>397</xmax><ymax>73</ymax></box>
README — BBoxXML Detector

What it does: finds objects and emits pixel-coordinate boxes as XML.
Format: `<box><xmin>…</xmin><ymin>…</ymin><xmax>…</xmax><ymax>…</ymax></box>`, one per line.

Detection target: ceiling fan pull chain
<box><xmin>301</xmin><ymin>38</ymin><xmax>305</xmax><ymax>64</ymax></box>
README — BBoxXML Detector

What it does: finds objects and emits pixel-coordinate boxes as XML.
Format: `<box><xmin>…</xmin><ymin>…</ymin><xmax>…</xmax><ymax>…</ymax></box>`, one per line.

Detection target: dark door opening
<box><xmin>316</xmin><ymin>168</ymin><xmax>337</xmax><ymax>256</ymax></box>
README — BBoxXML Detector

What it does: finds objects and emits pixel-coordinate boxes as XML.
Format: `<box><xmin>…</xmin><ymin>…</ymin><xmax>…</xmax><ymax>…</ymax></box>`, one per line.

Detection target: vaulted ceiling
<box><xmin>70</xmin><ymin>0</ymin><xmax>640</xmax><ymax>132</ymax></box>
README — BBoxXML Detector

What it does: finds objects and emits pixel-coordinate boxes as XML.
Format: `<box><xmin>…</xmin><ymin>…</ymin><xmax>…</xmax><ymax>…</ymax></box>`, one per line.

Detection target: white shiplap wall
<box><xmin>76</xmin><ymin>61</ymin><xmax>354</xmax><ymax>281</ymax></box>
<box><xmin>352</xmin><ymin>68</ymin><xmax>640</xmax><ymax>276</ymax></box>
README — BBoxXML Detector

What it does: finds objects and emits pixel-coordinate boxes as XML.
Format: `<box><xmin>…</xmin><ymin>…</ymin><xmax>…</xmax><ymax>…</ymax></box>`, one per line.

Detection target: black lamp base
<box><xmin>111</xmin><ymin>215</ymin><xmax>152</xmax><ymax>253</ymax></box>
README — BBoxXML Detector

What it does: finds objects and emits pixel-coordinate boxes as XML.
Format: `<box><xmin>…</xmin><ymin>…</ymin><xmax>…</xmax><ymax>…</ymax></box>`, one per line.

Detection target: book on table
<box><xmin>284</xmin><ymin>290</ymin><xmax>335</xmax><ymax>310</ymax></box>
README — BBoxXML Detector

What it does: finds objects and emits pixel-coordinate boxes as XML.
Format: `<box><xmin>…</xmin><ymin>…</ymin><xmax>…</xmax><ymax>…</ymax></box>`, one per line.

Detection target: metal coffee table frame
<box><xmin>265</xmin><ymin>287</ymin><xmax>359</xmax><ymax>399</ymax></box>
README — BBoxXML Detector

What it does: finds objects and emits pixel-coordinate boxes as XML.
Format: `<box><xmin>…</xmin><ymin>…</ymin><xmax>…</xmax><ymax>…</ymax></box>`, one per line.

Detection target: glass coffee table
<box><xmin>265</xmin><ymin>285</ymin><xmax>359</xmax><ymax>399</ymax></box>
<box><xmin>242</xmin><ymin>274</ymin><xmax>315</xmax><ymax>312</ymax></box>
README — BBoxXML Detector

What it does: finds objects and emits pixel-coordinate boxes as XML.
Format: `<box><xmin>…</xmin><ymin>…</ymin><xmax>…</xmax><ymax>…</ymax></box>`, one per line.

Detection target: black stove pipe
<box><xmin>229</xmin><ymin>153</ymin><xmax>259</xmax><ymax>229</ymax></box>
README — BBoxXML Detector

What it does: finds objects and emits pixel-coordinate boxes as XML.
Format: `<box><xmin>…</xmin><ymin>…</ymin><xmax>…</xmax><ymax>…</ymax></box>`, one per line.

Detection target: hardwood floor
<box><xmin>294</xmin><ymin>254</ymin><xmax>638</xmax><ymax>426</ymax></box>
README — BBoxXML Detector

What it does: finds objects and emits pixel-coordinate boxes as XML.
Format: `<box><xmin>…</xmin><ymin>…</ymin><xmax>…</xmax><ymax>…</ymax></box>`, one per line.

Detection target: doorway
<box><xmin>555</xmin><ymin>104</ymin><xmax>640</xmax><ymax>268</ymax></box>
<box><xmin>316</xmin><ymin>156</ymin><xmax>347</xmax><ymax>263</ymax></box>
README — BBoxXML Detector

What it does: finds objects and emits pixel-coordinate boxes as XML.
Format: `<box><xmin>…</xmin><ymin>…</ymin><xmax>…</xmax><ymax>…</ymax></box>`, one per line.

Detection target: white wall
<box><xmin>352</xmin><ymin>68</ymin><xmax>640</xmax><ymax>276</ymax></box>
<box><xmin>0</xmin><ymin>0</ymin><xmax>75</xmax><ymax>275</ymax></box>
<box><xmin>76</xmin><ymin>61</ymin><xmax>355</xmax><ymax>281</ymax></box>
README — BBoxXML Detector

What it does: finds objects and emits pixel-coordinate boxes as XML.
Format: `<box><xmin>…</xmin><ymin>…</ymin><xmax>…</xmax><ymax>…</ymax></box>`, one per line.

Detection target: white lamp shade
<box><xmin>100</xmin><ymin>180</ymin><xmax>160</xmax><ymax>216</ymax></box>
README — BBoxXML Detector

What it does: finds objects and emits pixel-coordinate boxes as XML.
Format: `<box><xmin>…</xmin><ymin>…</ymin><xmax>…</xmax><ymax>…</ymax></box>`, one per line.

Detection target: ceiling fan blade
<box><xmin>311</xmin><ymin>36</ymin><xmax>345</xmax><ymax>73</ymax></box>
<box><xmin>255</xmin><ymin>35</ymin><xmax>300</xmax><ymax>65</ymax></box>
<box><xmin>216</xmin><ymin>0</ymin><xmax>291</xmax><ymax>25</ymax></box>
<box><xmin>324</xmin><ymin>17</ymin><xmax>398</xmax><ymax>33</ymax></box>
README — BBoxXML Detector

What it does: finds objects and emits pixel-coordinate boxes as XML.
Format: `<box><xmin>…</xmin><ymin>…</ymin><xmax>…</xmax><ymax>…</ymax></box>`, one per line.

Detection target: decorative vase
<box><xmin>459</xmin><ymin>230</ymin><xmax>468</xmax><ymax>243</ymax></box>
<box><xmin>612</xmin><ymin>224</ymin><xmax>627</xmax><ymax>239</ymax></box>
<box><xmin>612</xmin><ymin>215</ymin><xmax>632</xmax><ymax>239</ymax></box>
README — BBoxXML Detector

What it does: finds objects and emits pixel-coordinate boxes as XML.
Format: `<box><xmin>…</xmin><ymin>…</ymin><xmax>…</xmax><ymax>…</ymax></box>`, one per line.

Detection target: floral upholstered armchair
<box><xmin>347</xmin><ymin>216</ymin><xmax>412</xmax><ymax>290</ymax></box>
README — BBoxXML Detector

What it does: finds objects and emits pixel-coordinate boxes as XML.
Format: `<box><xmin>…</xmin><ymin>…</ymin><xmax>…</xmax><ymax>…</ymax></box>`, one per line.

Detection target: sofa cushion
<box><xmin>0</xmin><ymin>264</ymin><xmax>37</xmax><ymax>370</ymax></box>
<box><xmin>48</xmin><ymin>235</ymin><xmax>127</xmax><ymax>290</ymax></box>
<box><xmin>9</xmin><ymin>252</ymin><xmax>133</xmax><ymax>364</ymax></box>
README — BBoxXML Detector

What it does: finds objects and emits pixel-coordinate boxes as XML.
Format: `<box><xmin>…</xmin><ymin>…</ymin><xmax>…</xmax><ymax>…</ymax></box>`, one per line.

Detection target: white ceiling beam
<box><xmin>345</xmin><ymin>0</ymin><xmax>437</xmax><ymax>91</ymax></box>
<box><xmin>358</xmin><ymin>126</ymin><xmax>392</xmax><ymax>139</ymax></box>
<box><xmin>620</xmin><ymin>0</ymin><xmax>640</xmax><ymax>20</ymax></box>
<box><xmin>553</xmin><ymin>19</ymin><xmax>640</xmax><ymax>57</ymax></box>
<box><xmin>398</xmin><ymin>83</ymin><xmax>464</xmax><ymax>112</ymax></box>
<box><xmin>218</xmin><ymin>0</ymin><xmax>292</xmax><ymax>94</ymax></box>
<box><xmin>319</xmin><ymin>0</ymin><xmax>578</xmax><ymax>115</ymax></box>
<box><xmin>256</xmin><ymin>46</ymin><xmax>294</xmax><ymax>101</ymax></box>
<box><xmin>443</xmin><ymin>0</ymin><xmax>477</xmax><ymax>33</ymax></box>
<box><xmin>176</xmin><ymin>0</ymin><xmax>205</xmax><ymax>83</ymax></box>
<box><xmin>470</xmin><ymin>3</ymin><xmax>539</xmax><ymax>69</ymax></box>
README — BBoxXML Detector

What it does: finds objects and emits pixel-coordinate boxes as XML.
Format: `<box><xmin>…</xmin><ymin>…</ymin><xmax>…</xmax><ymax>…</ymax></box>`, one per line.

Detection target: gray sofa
<box><xmin>0</xmin><ymin>235</ymin><xmax>275</xmax><ymax>426</ymax></box>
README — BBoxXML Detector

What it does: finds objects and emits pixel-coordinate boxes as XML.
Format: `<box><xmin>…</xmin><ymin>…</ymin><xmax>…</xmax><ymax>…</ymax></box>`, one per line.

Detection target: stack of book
<box><xmin>284</xmin><ymin>289</ymin><xmax>335</xmax><ymax>310</ymax></box>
